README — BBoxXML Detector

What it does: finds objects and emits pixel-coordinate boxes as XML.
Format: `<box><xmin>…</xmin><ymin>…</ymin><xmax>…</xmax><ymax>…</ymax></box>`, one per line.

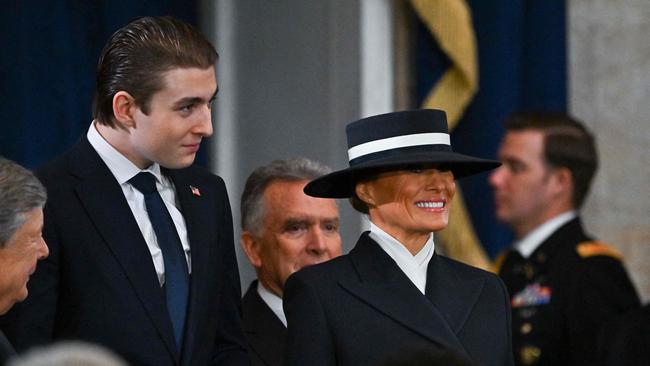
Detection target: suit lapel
<box><xmin>242</xmin><ymin>281</ymin><xmax>287</xmax><ymax>366</ymax></box>
<box><xmin>338</xmin><ymin>234</ymin><xmax>469</xmax><ymax>357</ymax></box>
<box><xmin>165</xmin><ymin>169</ymin><xmax>212</xmax><ymax>365</ymax></box>
<box><xmin>424</xmin><ymin>254</ymin><xmax>485</xmax><ymax>335</ymax></box>
<box><xmin>0</xmin><ymin>329</ymin><xmax>16</xmax><ymax>363</ymax></box>
<box><xmin>69</xmin><ymin>139</ymin><xmax>178</xmax><ymax>360</ymax></box>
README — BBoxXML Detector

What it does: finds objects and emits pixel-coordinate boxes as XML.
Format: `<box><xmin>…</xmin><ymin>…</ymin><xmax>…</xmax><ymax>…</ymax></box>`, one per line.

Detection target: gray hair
<box><xmin>7</xmin><ymin>341</ymin><xmax>127</xmax><ymax>366</ymax></box>
<box><xmin>241</xmin><ymin>157</ymin><xmax>332</xmax><ymax>235</ymax></box>
<box><xmin>0</xmin><ymin>157</ymin><xmax>47</xmax><ymax>248</ymax></box>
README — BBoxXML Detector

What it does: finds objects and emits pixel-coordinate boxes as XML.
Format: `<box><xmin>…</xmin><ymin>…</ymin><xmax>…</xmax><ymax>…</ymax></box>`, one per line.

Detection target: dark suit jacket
<box><xmin>284</xmin><ymin>233</ymin><xmax>514</xmax><ymax>366</ymax></box>
<box><xmin>0</xmin><ymin>138</ymin><xmax>250</xmax><ymax>366</ymax></box>
<box><xmin>242</xmin><ymin>281</ymin><xmax>286</xmax><ymax>366</ymax></box>
<box><xmin>0</xmin><ymin>330</ymin><xmax>15</xmax><ymax>366</ymax></box>
<box><xmin>498</xmin><ymin>218</ymin><xmax>640</xmax><ymax>366</ymax></box>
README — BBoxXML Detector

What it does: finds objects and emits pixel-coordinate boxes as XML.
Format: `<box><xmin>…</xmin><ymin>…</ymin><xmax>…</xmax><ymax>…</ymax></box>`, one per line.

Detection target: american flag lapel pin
<box><xmin>190</xmin><ymin>185</ymin><xmax>201</xmax><ymax>197</ymax></box>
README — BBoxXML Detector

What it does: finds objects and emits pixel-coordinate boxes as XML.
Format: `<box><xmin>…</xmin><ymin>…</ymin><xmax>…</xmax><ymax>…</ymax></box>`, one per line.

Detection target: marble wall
<box><xmin>569</xmin><ymin>0</ymin><xmax>650</xmax><ymax>302</ymax></box>
<box><xmin>206</xmin><ymin>0</ymin><xmax>363</xmax><ymax>291</ymax></box>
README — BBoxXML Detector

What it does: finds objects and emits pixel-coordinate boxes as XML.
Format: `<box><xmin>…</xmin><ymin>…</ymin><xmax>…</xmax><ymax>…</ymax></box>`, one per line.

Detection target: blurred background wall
<box><xmin>569</xmin><ymin>0</ymin><xmax>650</xmax><ymax>302</ymax></box>
<box><xmin>1</xmin><ymin>0</ymin><xmax>648</xmax><ymax>302</ymax></box>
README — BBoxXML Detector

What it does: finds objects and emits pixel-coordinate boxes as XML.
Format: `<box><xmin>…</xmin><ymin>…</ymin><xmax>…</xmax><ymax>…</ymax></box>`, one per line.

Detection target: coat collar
<box><xmin>532</xmin><ymin>217</ymin><xmax>588</xmax><ymax>263</ymax></box>
<box><xmin>338</xmin><ymin>233</ymin><xmax>484</xmax><ymax>357</ymax></box>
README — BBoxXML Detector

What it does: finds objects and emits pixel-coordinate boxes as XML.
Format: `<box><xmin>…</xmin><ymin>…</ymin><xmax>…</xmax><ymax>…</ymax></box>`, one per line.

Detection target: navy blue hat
<box><xmin>304</xmin><ymin>109</ymin><xmax>501</xmax><ymax>198</ymax></box>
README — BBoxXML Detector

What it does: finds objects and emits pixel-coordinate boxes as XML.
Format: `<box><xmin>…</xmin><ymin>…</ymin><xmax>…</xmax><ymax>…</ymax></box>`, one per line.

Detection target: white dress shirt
<box><xmin>257</xmin><ymin>282</ymin><xmax>287</xmax><ymax>327</ymax></box>
<box><xmin>368</xmin><ymin>222</ymin><xmax>435</xmax><ymax>294</ymax></box>
<box><xmin>514</xmin><ymin>211</ymin><xmax>577</xmax><ymax>258</ymax></box>
<box><xmin>87</xmin><ymin>122</ymin><xmax>192</xmax><ymax>286</ymax></box>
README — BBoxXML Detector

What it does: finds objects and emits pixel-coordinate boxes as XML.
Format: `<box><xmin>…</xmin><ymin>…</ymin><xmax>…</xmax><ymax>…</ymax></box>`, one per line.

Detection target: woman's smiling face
<box><xmin>356</xmin><ymin>167</ymin><xmax>456</xmax><ymax>245</ymax></box>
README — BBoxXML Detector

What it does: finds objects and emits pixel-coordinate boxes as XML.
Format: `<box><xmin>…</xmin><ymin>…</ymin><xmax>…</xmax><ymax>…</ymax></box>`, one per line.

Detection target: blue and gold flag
<box><xmin>412</xmin><ymin>0</ymin><xmax>567</xmax><ymax>266</ymax></box>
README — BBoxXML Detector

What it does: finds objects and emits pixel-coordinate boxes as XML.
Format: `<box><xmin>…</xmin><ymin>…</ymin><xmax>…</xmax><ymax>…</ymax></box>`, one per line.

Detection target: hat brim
<box><xmin>304</xmin><ymin>151</ymin><xmax>501</xmax><ymax>198</ymax></box>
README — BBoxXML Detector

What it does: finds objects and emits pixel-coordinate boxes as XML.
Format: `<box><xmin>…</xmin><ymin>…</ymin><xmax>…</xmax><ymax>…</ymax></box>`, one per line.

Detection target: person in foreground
<box><xmin>0</xmin><ymin>157</ymin><xmax>49</xmax><ymax>365</ymax></box>
<box><xmin>239</xmin><ymin>158</ymin><xmax>342</xmax><ymax>366</ymax></box>
<box><xmin>7</xmin><ymin>341</ymin><xmax>127</xmax><ymax>366</ymax></box>
<box><xmin>490</xmin><ymin>112</ymin><xmax>640</xmax><ymax>366</ymax></box>
<box><xmin>0</xmin><ymin>17</ymin><xmax>250</xmax><ymax>365</ymax></box>
<box><xmin>283</xmin><ymin>109</ymin><xmax>514</xmax><ymax>366</ymax></box>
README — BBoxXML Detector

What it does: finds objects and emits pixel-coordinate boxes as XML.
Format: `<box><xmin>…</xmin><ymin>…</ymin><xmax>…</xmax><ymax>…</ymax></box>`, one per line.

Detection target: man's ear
<box><xmin>550</xmin><ymin>167</ymin><xmax>573</xmax><ymax>197</ymax></box>
<box><xmin>355</xmin><ymin>182</ymin><xmax>375</xmax><ymax>207</ymax></box>
<box><xmin>112</xmin><ymin>91</ymin><xmax>137</xmax><ymax>129</ymax></box>
<box><xmin>240</xmin><ymin>231</ymin><xmax>262</xmax><ymax>268</ymax></box>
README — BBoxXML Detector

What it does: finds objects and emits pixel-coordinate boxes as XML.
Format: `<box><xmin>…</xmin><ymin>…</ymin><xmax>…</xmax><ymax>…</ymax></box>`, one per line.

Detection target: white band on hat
<box><xmin>347</xmin><ymin>132</ymin><xmax>450</xmax><ymax>161</ymax></box>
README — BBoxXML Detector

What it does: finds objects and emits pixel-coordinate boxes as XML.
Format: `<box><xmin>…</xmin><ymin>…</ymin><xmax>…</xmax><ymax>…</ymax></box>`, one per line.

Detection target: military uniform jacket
<box><xmin>284</xmin><ymin>233</ymin><xmax>514</xmax><ymax>366</ymax></box>
<box><xmin>498</xmin><ymin>217</ymin><xmax>640</xmax><ymax>366</ymax></box>
<box><xmin>596</xmin><ymin>303</ymin><xmax>650</xmax><ymax>366</ymax></box>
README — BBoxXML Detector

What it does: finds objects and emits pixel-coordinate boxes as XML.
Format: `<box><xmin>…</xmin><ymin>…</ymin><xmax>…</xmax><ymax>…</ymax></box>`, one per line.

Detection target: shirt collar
<box><xmin>368</xmin><ymin>221</ymin><xmax>434</xmax><ymax>294</ymax></box>
<box><xmin>87</xmin><ymin>121</ymin><xmax>162</xmax><ymax>184</ymax></box>
<box><xmin>514</xmin><ymin>211</ymin><xmax>577</xmax><ymax>258</ymax></box>
<box><xmin>256</xmin><ymin>282</ymin><xmax>287</xmax><ymax>327</ymax></box>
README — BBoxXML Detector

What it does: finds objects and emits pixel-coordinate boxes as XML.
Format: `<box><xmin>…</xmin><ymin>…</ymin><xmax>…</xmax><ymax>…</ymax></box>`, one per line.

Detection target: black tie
<box><xmin>129</xmin><ymin>172</ymin><xmax>188</xmax><ymax>348</ymax></box>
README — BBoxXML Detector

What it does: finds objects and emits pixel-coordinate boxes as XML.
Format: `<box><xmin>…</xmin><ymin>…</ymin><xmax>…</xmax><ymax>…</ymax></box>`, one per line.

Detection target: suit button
<box><xmin>523</xmin><ymin>264</ymin><xmax>535</xmax><ymax>279</ymax></box>
<box><xmin>520</xmin><ymin>345</ymin><xmax>541</xmax><ymax>365</ymax></box>
<box><xmin>520</xmin><ymin>322</ymin><xmax>532</xmax><ymax>334</ymax></box>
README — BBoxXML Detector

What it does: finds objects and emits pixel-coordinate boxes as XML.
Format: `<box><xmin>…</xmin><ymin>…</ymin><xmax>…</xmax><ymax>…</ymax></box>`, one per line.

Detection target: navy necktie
<box><xmin>129</xmin><ymin>172</ymin><xmax>189</xmax><ymax>349</ymax></box>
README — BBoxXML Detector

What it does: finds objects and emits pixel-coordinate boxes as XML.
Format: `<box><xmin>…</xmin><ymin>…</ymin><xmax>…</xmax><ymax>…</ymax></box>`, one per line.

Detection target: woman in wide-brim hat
<box><xmin>283</xmin><ymin>109</ymin><xmax>514</xmax><ymax>366</ymax></box>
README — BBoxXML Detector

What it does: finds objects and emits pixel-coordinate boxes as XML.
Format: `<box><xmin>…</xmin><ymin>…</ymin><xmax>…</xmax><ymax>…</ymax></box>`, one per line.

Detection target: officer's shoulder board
<box><xmin>492</xmin><ymin>251</ymin><xmax>508</xmax><ymax>273</ymax></box>
<box><xmin>576</xmin><ymin>240</ymin><xmax>623</xmax><ymax>260</ymax></box>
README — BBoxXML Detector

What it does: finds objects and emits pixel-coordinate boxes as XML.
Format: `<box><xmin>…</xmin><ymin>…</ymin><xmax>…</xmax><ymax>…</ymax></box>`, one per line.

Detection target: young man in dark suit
<box><xmin>239</xmin><ymin>158</ymin><xmax>342</xmax><ymax>366</ymax></box>
<box><xmin>490</xmin><ymin>112</ymin><xmax>640</xmax><ymax>366</ymax></box>
<box><xmin>0</xmin><ymin>17</ymin><xmax>250</xmax><ymax>366</ymax></box>
<box><xmin>0</xmin><ymin>158</ymin><xmax>49</xmax><ymax>365</ymax></box>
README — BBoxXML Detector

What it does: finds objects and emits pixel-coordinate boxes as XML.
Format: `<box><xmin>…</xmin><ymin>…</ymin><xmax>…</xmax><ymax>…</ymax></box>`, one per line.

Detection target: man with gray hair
<box><xmin>0</xmin><ymin>157</ymin><xmax>49</xmax><ymax>364</ymax></box>
<box><xmin>239</xmin><ymin>158</ymin><xmax>342</xmax><ymax>366</ymax></box>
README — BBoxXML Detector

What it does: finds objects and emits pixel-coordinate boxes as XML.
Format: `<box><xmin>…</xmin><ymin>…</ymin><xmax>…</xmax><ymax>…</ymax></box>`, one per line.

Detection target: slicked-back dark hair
<box><xmin>503</xmin><ymin>112</ymin><xmax>598</xmax><ymax>208</ymax></box>
<box><xmin>92</xmin><ymin>16</ymin><xmax>218</xmax><ymax>127</ymax></box>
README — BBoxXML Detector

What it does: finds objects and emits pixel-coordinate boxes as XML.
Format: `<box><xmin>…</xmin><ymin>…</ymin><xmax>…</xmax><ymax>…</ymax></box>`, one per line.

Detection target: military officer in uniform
<box><xmin>489</xmin><ymin>112</ymin><xmax>640</xmax><ymax>366</ymax></box>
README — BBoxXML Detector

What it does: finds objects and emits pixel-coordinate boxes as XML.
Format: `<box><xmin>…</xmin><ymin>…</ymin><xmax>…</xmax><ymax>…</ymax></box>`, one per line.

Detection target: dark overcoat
<box><xmin>284</xmin><ymin>233</ymin><xmax>514</xmax><ymax>366</ymax></box>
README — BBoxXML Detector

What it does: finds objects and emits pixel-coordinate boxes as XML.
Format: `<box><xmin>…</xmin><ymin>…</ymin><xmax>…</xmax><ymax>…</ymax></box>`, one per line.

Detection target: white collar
<box><xmin>514</xmin><ymin>211</ymin><xmax>577</xmax><ymax>258</ymax></box>
<box><xmin>87</xmin><ymin>121</ymin><xmax>163</xmax><ymax>184</ymax></box>
<box><xmin>256</xmin><ymin>282</ymin><xmax>286</xmax><ymax>327</ymax></box>
<box><xmin>368</xmin><ymin>221</ymin><xmax>434</xmax><ymax>294</ymax></box>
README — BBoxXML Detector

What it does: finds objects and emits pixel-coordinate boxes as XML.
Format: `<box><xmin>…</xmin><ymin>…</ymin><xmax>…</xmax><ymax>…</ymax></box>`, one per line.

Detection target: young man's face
<box><xmin>129</xmin><ymin>67</ymin><xmax>217</xmax><ymax>169</ymax></box>
<box><xmin>489</xmin><ymin>130</ymin><xmax>557</xmax><ymax>237</ymax></box>
<box><xmin>251</xmin><ymin>180</ymin><xmax>342</xmax><ymax>297</ymax></box>
<box><xmin>0</xmin><ymin>208</ymin><xmax>49</xmax><ymax>315</ymax></box>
